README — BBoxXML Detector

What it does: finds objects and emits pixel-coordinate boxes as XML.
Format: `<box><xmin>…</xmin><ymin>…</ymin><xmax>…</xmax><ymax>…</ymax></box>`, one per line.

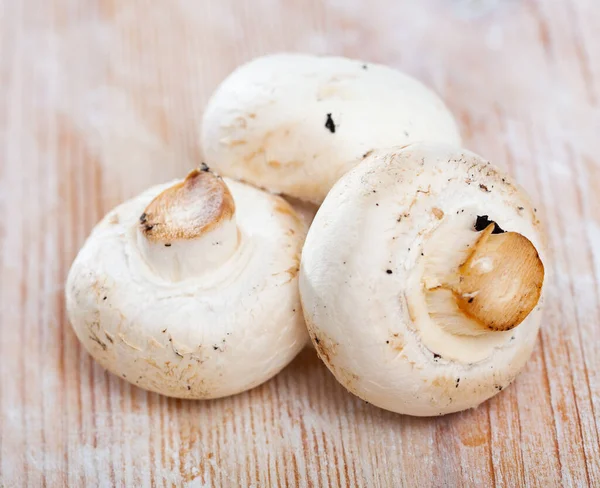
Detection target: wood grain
<box><xmin>1</xmin><ymin>0</ymin><xmax>599</xmax><ymax>486</ymax></box>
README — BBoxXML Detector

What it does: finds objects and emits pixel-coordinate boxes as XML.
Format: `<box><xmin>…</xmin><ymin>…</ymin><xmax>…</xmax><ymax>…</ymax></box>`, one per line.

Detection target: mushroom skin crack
<box><xmin>300</xmin><ymin>143</ymin><xmax>547</xmax><ymax>416</ymax></box>
<box><xmin>202</xmin><ymin>53</ymin><xmax>461</xmax><ymax>205</ymax></box>
<box><xmin>66</xmin><ymin>169</ymin><xmax>307</xmax><ymax>399</ymax></box>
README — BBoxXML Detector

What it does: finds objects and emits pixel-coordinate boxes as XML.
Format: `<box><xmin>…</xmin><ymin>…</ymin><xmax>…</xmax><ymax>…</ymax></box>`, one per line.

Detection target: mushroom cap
<box><xmin>66</xmin><ymin>176</ymin><xmax>307</xmax><ymax>399</ymax></box>
<box><xmin>299</xmin><ymin>143</ymin><xmax>547</xmax><ymax>416</ymax></box>
<box><xmin>201</xmin><ymin>53</ymin><xmax>461</xmax><ymax>204</ymax></box>
<box><xmin>284</xmin><ymin>195</ymin><xmax>319</xmax><ymax>230</ymax></box>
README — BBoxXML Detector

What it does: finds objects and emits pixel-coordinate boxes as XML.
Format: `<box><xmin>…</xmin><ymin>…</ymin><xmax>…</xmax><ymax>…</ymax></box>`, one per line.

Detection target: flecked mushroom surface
<box><xmin>66</xmin><ymin>173</ymin><xmax>308</xmax><ymax>399</ymax></box>
<box><xmin>300</xmin><ymin>143</ymin><xmax>547</xmax><ymax>416</ymax></box>
<box><xmin>202</xmin><ymin>53</ymin><xmax>461</xmax><ymax>204</ymax></box>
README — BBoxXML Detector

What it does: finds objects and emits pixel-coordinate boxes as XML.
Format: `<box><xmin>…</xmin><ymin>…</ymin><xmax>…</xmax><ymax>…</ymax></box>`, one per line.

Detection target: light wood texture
<box><xmin>1</xmin><ymin>0</ymin><xmax>599</xmax><ymax>486</ymax></box>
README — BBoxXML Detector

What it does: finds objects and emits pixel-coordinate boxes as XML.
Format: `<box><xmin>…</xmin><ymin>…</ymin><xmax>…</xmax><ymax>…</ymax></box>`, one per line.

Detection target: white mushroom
<box><xmin>66</xmin><ymin>167</ymin><xmax>307</xmax><ymax>399</ymax></box>
<box><xmin>300</xmin><ymin>143</ymin><xmax>546</xmax><ymax>416</ymax></box>
<box><xmin>202</xmin><ymin>53</ymin><xmax>461</xmax><ymax>204</ymax></box>
<box><xmin>284</xmin><ymin>195</ymin><xmax>319</xmax><ymax>230</ymax></box>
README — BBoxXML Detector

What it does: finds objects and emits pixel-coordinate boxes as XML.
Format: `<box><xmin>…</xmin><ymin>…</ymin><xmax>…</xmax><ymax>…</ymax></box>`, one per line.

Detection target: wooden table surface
<box><xmin>1</xmin><ymin>0</ymin><xmax>599</xmax><ymax>486</ymax></box>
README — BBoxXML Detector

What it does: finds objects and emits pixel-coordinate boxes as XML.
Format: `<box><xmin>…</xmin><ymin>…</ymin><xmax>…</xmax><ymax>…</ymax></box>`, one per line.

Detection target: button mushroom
<box><xmin>201</xmin><ymin>53</ymin><xmax>461</xmax><ymax>204</ymax></box>
<box><xmin>299</xmin><ymin>143</ymin><xmax>546</xmax><ymax>416</ymax></box>
<box><xmin>284</xmin><ymin>195</ymin><xmax>319</xmax><ymax>229</ymax></box>
<box><xmin>66</xmin><ymin>167</ymin><xmax>308</xmax><ymax>399</ymax></box>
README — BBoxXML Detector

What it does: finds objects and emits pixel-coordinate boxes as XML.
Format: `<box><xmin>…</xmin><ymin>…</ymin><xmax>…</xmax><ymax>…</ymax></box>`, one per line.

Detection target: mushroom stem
<box><xmin>137</xmin><ymin>167</ymin><xmax>238</xmax><ymax>281</ymax></box>
<box><xmin>425</xmin><ymin>224</ymin><xmax>544</xmax><ymax>336</ymax></box>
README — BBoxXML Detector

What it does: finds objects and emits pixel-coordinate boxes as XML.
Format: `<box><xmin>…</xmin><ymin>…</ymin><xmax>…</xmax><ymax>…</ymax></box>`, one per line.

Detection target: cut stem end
<box><xmin>425</xmin><ymin>223</ymin><xmax>544</xmax><ymax>336</ymax></box>
<box><xmin>137</xmin><ymin>168</ymin><xmax>238</xmax><ymax>281</ymax></box>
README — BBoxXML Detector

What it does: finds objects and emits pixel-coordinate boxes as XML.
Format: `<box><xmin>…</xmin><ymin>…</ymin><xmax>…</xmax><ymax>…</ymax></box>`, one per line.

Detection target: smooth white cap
<box><xmin>202</xmin><ymin>53</ymin><xmax>461</xmax><ymax>204</ymax></box>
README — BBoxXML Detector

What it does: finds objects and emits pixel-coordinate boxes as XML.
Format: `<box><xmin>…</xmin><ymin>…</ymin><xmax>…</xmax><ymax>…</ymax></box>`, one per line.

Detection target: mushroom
<box><xmin>299</xmin><ymin>143</ymin><xmax>546</xmax><ymax>416</ymax></box>
<box><xmin>201</xmin><ymin>53</ymin><xmax>461</xmax><ymax>205</ymax></box>
<box><xmin>66</xmin><ymin>167</ymin><xmax>308</xmax><ymax>399</ymax></box>
<box><xmin>284</xmin><ymin>195</ymin><xmax>319</xmax><ymax>229</ymax></box>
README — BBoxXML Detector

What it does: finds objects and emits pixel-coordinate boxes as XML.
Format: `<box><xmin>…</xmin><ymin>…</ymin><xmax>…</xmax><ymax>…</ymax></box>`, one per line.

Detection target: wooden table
<box><xmin>1</xmin><ymin>0</ymin><xmax>599</xmax><ymax>486</ymax></box>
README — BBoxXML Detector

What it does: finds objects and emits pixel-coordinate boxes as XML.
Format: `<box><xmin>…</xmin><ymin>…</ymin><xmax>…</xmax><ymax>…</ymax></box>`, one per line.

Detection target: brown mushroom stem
<box><xmin>425</xmin><ymin>224</ymin><xmax>544</xmax><ymax>336</ymax></box>
<box><xmin>137</xmin><ymin>167</ymin><xmax>238</xmax><ymax>281</ymax></box>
